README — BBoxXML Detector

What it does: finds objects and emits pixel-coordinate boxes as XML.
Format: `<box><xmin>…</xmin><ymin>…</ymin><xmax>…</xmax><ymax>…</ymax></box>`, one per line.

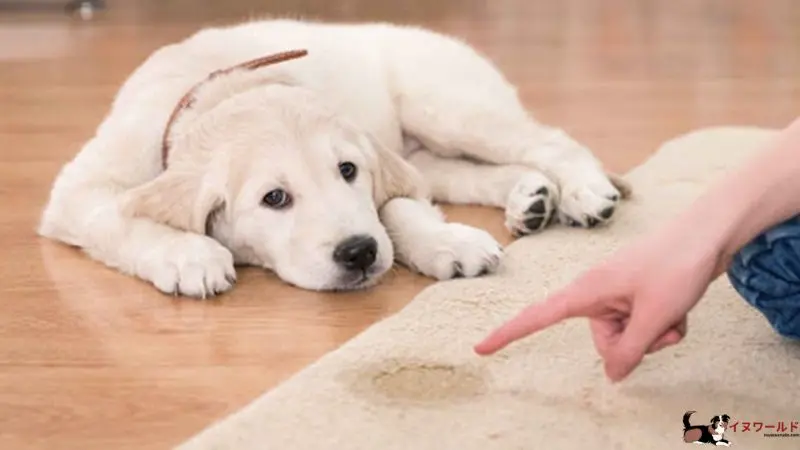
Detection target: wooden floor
<box><xmin>2</xmin><ymin>0</ymin><xmax>799</xmax><ymax>448</ymax></box>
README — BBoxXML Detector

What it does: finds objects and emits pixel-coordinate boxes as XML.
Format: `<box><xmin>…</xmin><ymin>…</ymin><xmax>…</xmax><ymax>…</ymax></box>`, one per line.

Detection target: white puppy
<box><xmin>37</xmin><ymin>19</ymin><xmax>630</xmax><ymax>298</ymax></box>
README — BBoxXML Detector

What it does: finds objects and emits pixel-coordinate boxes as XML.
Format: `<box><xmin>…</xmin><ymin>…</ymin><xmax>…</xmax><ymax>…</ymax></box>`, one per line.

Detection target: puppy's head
<box><xmin>710</xmin><ymin>414</ymin><xmax>730</xmax><ymax>434</ymax></box>
<box><xmin>122</xmin><ymin>61</ymin><xmax>423</xmax><ymax>291</ymax></box>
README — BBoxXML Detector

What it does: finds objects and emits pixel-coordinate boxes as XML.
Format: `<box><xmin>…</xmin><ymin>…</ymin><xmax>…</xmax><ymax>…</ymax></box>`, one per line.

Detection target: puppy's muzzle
<box><xmin>333</xmin><ymin>235</ymin><xmax>378</xmax><ymax>272</ymax></box>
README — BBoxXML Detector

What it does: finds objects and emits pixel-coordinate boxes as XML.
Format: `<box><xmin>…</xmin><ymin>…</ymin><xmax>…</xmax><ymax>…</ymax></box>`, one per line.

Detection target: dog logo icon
<box><xmin>683</xmin><ymin>411</ymin><xmax>732</xmax><ymax>446</ymax></box>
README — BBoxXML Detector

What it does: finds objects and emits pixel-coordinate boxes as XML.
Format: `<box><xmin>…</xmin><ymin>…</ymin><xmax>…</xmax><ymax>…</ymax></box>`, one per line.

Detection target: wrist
<box><xmin>667</xmin><ymin>178</ymin><xmax>800</xmax><ymax>280</ymax></box>
<box><xmin>657</xmin><ymin>188</ymin><xmax>758</xmax><ymax>278</ymax></box>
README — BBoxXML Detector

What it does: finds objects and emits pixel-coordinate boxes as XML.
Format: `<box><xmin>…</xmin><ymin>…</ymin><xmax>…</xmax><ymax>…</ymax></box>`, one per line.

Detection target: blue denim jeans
<box><xmin>727</xmin><ymin>216</ymin><xmax>800</xmax><ymax>340</ymax></box>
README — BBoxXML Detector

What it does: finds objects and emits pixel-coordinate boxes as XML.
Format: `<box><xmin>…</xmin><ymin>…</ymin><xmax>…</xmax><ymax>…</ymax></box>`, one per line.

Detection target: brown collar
<box><xmin>160</xmin><ymin>49</ymin><xmax>309</xmax><ymax>170</ymax></box>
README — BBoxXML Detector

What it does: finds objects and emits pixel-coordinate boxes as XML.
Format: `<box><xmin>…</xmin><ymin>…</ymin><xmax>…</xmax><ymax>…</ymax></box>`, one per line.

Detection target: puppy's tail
<box><xmin>683</xmin><ymin>410</ymin><xmax>696</xmax><ymax>430</ymax></box>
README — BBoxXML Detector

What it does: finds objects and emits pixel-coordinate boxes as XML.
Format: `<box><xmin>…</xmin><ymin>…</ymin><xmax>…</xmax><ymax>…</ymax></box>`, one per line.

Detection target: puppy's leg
<box><xmin>388</xmin><ymin>30</ymin><xmax>629</xmax><ymax>228</ymax></box>
<box><xmin>401</xmin><ymin>95</ymin><xmax>623</xmax><ymax>228</ymax></box>
<box><xmin>379</xmin><ymin>196</ymin><xmax>503</xmax><ymax>280</ymax></box>
<box><xmin>407</xmin><ymin>150</ymin><xmax>558</xmax><ymax>236</ymax></box>
<box><xmin>38</xmin><ymin>137</ymin><xmax>236</xmax><ymax>299</ymax></box>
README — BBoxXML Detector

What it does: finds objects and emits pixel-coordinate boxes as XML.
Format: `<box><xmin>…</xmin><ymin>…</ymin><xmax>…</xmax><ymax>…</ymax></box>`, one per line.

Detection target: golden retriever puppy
<box><xmin>38</xmin><ymin>19</ymin><xmax>628</xmax><ymax>298</ymax></box>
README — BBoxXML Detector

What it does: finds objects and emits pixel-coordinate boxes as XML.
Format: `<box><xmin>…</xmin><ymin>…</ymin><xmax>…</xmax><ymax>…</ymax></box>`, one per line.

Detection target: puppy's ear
<box><xmin>358</xmin><ymin>132</ymin><xmax>427</xmax><ymax>206</ymax></box>
<box><xmin>373</xmin><ymin>145</ymin><xmax>425</xmax><ymax>206</ymax></box>
<box><xmin>120</xmin><ymin>168</ymin><xmax>225</xmax><ymax>235</ymax></box>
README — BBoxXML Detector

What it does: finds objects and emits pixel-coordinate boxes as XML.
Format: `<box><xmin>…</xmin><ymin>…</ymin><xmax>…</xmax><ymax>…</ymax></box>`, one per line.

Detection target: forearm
<box><xmin>666</xmin><ymin>118</ymin><xmax>800</xmax><ymax>275</ymax></box>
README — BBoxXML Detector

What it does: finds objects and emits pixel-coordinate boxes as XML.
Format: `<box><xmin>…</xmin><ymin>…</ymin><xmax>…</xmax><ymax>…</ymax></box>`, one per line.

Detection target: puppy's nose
<box><xmin>333</xmin><ymin>235</ymin><xmax>378</xmax><ymax>271</ymax></box>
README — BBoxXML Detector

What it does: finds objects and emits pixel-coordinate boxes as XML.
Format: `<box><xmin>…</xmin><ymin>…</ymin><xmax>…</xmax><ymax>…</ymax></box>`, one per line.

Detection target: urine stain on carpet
<box><xmin>339</xmin><ymin>358</ymin><xmax>490</xmax><ymax>406</ymax></box>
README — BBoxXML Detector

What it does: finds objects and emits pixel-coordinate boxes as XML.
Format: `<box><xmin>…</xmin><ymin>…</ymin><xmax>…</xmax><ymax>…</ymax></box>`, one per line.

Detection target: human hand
<box><xmin>474</xmin><ymin>226</ymin><xmax>724</xmax><ymax>382</ymax></box>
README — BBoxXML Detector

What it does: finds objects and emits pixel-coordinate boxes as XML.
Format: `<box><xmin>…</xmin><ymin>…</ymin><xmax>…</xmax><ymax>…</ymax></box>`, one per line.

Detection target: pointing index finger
<box><xmin>473</xmin><ymin>287</ymin><xmax>582</xmax><ymax>355</ymax></box>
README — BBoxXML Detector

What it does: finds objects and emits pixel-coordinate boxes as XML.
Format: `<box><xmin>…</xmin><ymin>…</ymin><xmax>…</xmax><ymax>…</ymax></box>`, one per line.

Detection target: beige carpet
<box><xmin>178</xmin><ymin>127</ymin><xmax>800</xmax><ymax>450</ymax></box>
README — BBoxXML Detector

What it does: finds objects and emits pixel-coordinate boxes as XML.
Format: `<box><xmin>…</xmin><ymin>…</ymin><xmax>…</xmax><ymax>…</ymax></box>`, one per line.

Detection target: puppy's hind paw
<box><xmin>505</xmin><ymin>172</ymin><xmax>558</xmax><ymax>237</ymax></box>
<box><xmin>558</xmin><ymin>173</ymin><xmax>622</xmax><ymax>229</ymax></box>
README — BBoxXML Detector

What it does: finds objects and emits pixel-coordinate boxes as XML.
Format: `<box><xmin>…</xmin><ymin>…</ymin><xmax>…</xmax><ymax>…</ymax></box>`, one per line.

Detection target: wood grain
<box><xmin>1</xmin><ymin>0</ymin><xmax>799</xmax><ymax>448</ymax></box>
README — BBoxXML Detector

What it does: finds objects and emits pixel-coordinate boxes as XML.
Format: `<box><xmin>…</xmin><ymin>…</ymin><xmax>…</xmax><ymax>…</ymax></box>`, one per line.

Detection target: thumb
<box><xmin>604</xmin><ymin>334</ymin><xmax>647</xmax><ymax>383</ymax></box>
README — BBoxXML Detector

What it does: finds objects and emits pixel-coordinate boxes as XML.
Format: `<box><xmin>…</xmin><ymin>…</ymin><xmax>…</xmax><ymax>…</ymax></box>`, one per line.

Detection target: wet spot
<box><xmin>341</xmin><ymin>358</ymin><xmax>490</xmax><ymax>405</ymax></box>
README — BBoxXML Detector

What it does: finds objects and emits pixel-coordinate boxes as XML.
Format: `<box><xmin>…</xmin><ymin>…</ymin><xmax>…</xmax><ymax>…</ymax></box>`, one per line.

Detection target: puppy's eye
<box><xmin>338</xmin><ymin>161</ymin><xmax>357</xmax><ymax>182</ymax></box>
<box><xmin>262</xmin><ymin>189</ymin><xmax>292</xmax><ymax>209</ymax></box>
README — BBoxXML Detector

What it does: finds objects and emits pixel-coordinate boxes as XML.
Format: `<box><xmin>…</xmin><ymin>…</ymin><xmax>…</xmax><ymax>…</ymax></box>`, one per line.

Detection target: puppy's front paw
<box><xmin>410</xmin><ymin>224</ymin><xmax>503</xmax><ymax>280</ymax></box>
<box><xmin>140</xmin><ymin>234</ymin><xmax>236</xmax><ymax>298</ymax></box>
<box><xmin>505</xmin><ymin>172</ymin><xmax>558</xmax><ymax>237</ymax></box>
<box><xmin>557</xmin><ymin>172</ymin><xmax>621</xmax><ymax>229</ymax></box>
